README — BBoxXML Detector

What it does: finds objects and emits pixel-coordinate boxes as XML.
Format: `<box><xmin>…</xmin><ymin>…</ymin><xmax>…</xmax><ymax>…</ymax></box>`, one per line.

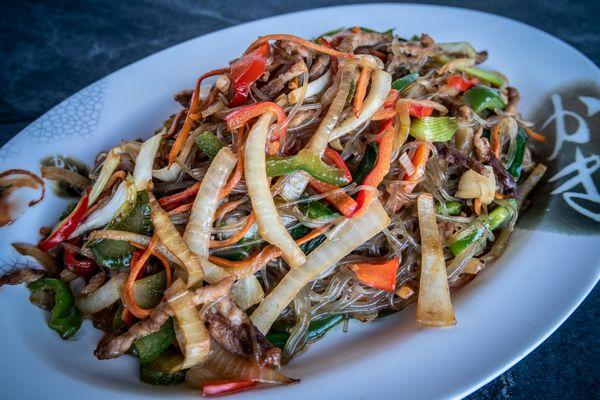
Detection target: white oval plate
<box><xmin>1</xmin><ymin>4</ymin><xmax>598</xmax><ymax>400</ymax></box>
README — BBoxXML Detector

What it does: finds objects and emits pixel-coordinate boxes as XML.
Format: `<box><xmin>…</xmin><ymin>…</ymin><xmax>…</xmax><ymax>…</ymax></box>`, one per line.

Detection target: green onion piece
<box><xmin>448</xmin><ymin>200</ymin><xmax>516</xmax><ymax>256</ymax></box>
<box><xmin>133</xmin><ymin>318</ymin><xmax>176</xmax><ymax>364</ymax></box>
<box><xmin>27</xmin><ymin>278</ymin><xmax>82</xmax><ymax>339</ymax></box>
<box><xmin>409</xmin><ymin>117</ymin><xmax>458</xmax><ymax>142</ymax></box>
<box><xmin>507</xmin><ymin>128</ymin><xmax>528</xmax><ymax>178</ymax></box>
<box><xmin>462</xmin><ymin>85</ymin><xmax>507</xmax><ymax>114</ymax></box>
<box><xmin>458</xmin><ymin>66</ymin><xmax>504</xmax><ymax>87</ymax></box>
<box><xmin>195</xmin><ymin>131</ymin><xmax>224</xmax><ymax>160</ymax></box>
<box><xmin>435</xmin><ymin>200</ymin><xmax>463</xmax><ymax>215</ymax></box>
<box><xmin>391</xmin><ymin>72</ymin><xmax>419</xmax><ymax>91</ymax></box>
<box><xmin>266</xmin><ymin>149</ymin><xmax>349</xmax><ymax>186</ymax></box>
<box><xmin>353</xmin><ymin>141</ymin><xmax>378</xmax><ymax>185</ymax></box>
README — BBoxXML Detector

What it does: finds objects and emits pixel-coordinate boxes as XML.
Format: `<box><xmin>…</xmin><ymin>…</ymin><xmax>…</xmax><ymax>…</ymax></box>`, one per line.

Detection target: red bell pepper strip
<box><xmin>370</xmin><ymin>118</ymin><xmax>395</xmax><ymax>143</ymax></box>
<box><xmin>349</xmin><ymin>257</ymin><xmax>399</xmax><ymax>292</ymax></box>
<box><xmin>64</xmin><ymin>239</ymin><xmax>97</xmax><ymax>277</ymax></box>
<box><xmin>352</xmin><ymin>120</ymin><xmax>394</xmax><ymax>218</ymax></box>
<box><xmin>447</xmin><ymin>74</ymin><xmax>477</xmax><ymax>92</ymax></box>
<box><xmin>229</xmin><ymin>43</ymin><xmax>270</xmax><ymax>106</ymax></box>
<box><xmin>39</xmin><ymin>193</ymin><xmax>89</xmax><ymax>251</ymax></box>
<box><xmin>225</xmin><ymin>101</ymin><xmax>287</xmax><ymax>141</ymax></box>
<box><xmin>158</xmin><ymin>182</ymin><xmax>200</xmax><ymax>211</ymax></box>
<box><xmin>308</xmin><ymin>179</ymin><xmax>357</xmax><ymax>218</ymax></box>
<box><xmin>408</xmin><ymin>103</ymin><xmax>433</xmax><ymax>118</ymax></box>
<box><xmin>323</xmin><ymin>148</ymin><xmax>353</xmax><ymax>183</ymax></box>
<box><xmin>202</xmin><ymin>380</ymin><xmax>257</xmax><ymax>396</ymax></box>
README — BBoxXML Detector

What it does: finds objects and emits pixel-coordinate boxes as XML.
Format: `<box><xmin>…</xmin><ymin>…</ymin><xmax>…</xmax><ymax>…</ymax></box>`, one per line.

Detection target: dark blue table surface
<box><xmin>1</xmin><ymin>1</ymin><xmax>598</xmax><ymax>398</ymax></box>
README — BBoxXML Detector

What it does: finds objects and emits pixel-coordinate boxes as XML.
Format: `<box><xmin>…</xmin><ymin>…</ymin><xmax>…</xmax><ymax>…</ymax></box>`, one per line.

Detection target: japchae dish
<box><xmin>2</xmin><ymin>27</ymin><xmax>548</xmax><ymax>396</ymax></box>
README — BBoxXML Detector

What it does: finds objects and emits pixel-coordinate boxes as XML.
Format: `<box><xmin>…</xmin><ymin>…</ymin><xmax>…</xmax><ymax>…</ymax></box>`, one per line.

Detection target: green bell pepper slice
<box><xmin>462</xmin><ymin>85</ymin><xmax>507</xmax><ymax>114</ymax></box>
<box><xmin>266</xmin><ymin>149</ymin><xmax>350</xmax><ymax>186</ymax></box>
<box><xmin>195</xmin><ymin>131</ymin><xmax>224</xmax><ymax>160</ymax></box>
<box><xmin>28</xmin><ymin>278</ymin><xmax>82</xmax><ymax>339</ymax></box>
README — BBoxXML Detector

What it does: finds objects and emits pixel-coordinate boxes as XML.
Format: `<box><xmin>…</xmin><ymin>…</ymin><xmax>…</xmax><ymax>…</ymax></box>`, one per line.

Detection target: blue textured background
<box><xmin>0</xmin><ymin>1</ymin><xmax>598</xmax><ymax>398</ymax></box>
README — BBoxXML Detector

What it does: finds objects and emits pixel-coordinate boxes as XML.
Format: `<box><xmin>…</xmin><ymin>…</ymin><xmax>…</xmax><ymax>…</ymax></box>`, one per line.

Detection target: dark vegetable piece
<box><xmin>133</xmin><ymin>318</ymin><xmax>176</xmax><ymax>364</ymax></box>
<box><xmin>353</xmin><ymin>141</ymin><xmax>378</xmax><ymax>185</ymax></box>
<box><xmin>488</xmin><ymin>155</ymin><xmax>520</xmax><ymax>198</ymax></box>
<box><xmin>90</xmin><ymin>190</ymin><xmax>153</xmax><ymax>269</ymax></box>
<box><xmin>267</xmin><ymin>314</ymin><xmax>345</xmax><ymax>349</ymax></box>
<box><xmin>139</xmin><ymin>348</ymin><xmax>186</xmax><ymax>386</ymax></box>
<box><xmin>391</xmin><ymin>72</ymin><xmax>418</xmax><ymax>91</ymax></box>
<box><xmin>462</xmin><ymin>84</ymin><xmax>506</xmax><ymax>114</ymax></box>
<box><xmin>434</xmin><ymin>142</ymin><xmax>489</xmax><ymax>176</ymax></box>
<box><xmin>290</xmin><ymin>225</ymin><xmax>326</xmax><ymax>255</ymax></box>
<box><xmin>507</xmin><ymin>128</ymin><xmax>528</xmax><ymax>178</ymax></box>
<box><xmin>27</xmin><ymin>278</ymin><xmax>82</xmax><ymax>339</ymax></box>
<box><xmin>195</xmin><ymin>131</ymin><xmax>224</xmax><ymax>160</ymax></box>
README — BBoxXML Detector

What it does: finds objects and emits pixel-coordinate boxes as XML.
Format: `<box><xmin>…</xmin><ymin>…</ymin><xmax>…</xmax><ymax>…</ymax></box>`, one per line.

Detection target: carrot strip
<box><xmin>168</xmin><ymin>68</ymin><xmax>230</xmax><ymax>164</ymax></box>
<box><xmin>353</xmin><ymin>67</ymin><xmax>371</xmax><ymax>117</ymax></box>
<box><xmin>490</xmin><ymin>124</ymin><xmax>501</xmax><ymax>158</ymax></box>
<box><xmin>209</xmin><ymin>224</ymin><xmax>331</xmax><ymax>274</ymax></box>
<box><xmin>124</xmin><ymin>237</ymin><xmax>157</xmax><ymax>319</ymax></box>
<box><xmin>209</xmin><ymin>213</ymin><xmax>255</xmax><ymax>249</ymax></box>
<box><xmin>215</xmin><ymin>198</ymin><xmax>247</xmax><ymax>220</ymax></box>
<box><xmin>219</xmin><ymin>127</ymin><xmax>245</xmax><ymax>200</ymax></box>
<box><xmin>167</xmin><ymin>202</ymin><xmax>194</xmax><ymax>215</ymax></box>
<box><xmin>129</xmin><ymin>240</ymin><xmax>173</xmax><ymax>288</ymax></box>
<box><xmin>372</xmin><ymin>107</ymin><xmax>396</xmax><ymax>121</ymax></box>
<box><xmin>402</xmin><ymin>143</ymin><xmax>430</xmax><ymax>194</ymax></box>
<box><xmin>246</xmin><ymin>34</ymin><xmax>355</xmax><ymax>59</ymax></box>
<box><xmin>524</xmin><ymin>127</ymin><xmax>546</xmax><ymax>142</ymax></box>
<box><xmin>158</xmin><ymin>182</ymin><xmax>200</xmax><ymax>210</ymax></box>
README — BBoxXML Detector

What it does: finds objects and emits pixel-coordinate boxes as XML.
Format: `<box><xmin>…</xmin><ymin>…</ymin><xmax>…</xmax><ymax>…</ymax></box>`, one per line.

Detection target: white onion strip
<box><xmin>328</xmin><ymin>69</ymin><xmax>392</xmax><ymax>142</ymax></box>
<box><xmin>288</xmin><ymin>69</ymin><xmax>332</xmax><ymax>104</ymax></box>
<box><xmin>89</xmin><ymin>147</ymin><xmax>123</xmax><ymax>205</ymax></box>
<box><xmin>250</xmin><ymin>199</ymin><xmax>390</xmax><ymax>334</ymax></box>
<box><xmin>245</xmin><ymin>113</ymin><xmax>306</xmax><ymax>268</ymax></box>
<box><xmin>148</xmin><ymin>192</ymin><xmax>204</xmax><ymax>287</ymax></box>
<box><xmin>416</xmin><ymin>194</ymin><xmax>456</xmax><ymax>327</ymax></box>
<box><xmin>134</xmin><ymin>130</ymin><xmax>163</xmax><ymax>191</ymax></box>
<box><xmin>165</xmin><ymin>279</ymin><xmax>210</xmax><ymax>369</ymax></box>
<box><xmin>183</xmin><ymin>147</ymin><xmax>236</xmax><ymax>284</ymax></box>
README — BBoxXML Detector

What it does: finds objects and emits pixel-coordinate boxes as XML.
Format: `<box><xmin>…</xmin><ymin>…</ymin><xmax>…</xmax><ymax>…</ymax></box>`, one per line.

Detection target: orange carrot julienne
<box><xmin>246</xmin><ymin>34</ymin><xmax>355</xmax><ymax>59</ymax></box>
<box><xmin>124</xmin><ymin>238</ymin><xmax>157</xmax><ymax>319</ymax></box>
<box><xmin>167</xmin><ymin>202</ymin><xmax>194</xmax><ymax>215</ymax></box>
<box><xmin>209</xmin><ymin>213</ymin><xmax>255</xmax><ymax>249</ymax></box>
<box><xmin>168</xmin><ymin>68</ymin><xmax>230</xmax><ymax>165</ymax></box>
<box><xmin>219</xmin><ymin>127</ymin><xmax>245</xmax><ymax>200</ymax></box>
<box><xmin>490</xmin><ymin>124</ymin><xmax>501</xmax><ymax>158</ymax></box>
<box><xmin>158</xmin><ymin>182</ymin><xmax>200</xmax><ymax>210</ymax></box>
<box><xmin>524</xmin><ymin>127</ymin><xmax>546</xmax><ymax>142</ymax></box>
<box><xmin>308</xmin><ymin>179</ymin><xmax>358</xmax><ymax>218</ymax></box>
<box><xmin>353</xmin><ymin>67</ymin><xmax>371</xmax><ymax>117</ymax></box>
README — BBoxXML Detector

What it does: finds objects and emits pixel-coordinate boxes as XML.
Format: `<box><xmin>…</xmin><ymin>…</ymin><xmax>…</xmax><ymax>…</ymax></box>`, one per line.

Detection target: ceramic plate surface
<box><xmin>1</xmin><ymin>4</ymin><xmax>598</xmax><ymax>400</ymax></box>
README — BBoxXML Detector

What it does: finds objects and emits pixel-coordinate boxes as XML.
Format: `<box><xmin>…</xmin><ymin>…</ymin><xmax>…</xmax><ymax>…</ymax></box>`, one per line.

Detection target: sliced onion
<box><xmin>199</xmin><ymin>342</ymin><xmax>296</xmax><ymax>384</ymax></box>
<box><xmin>75</xmin><ymin>272</ymin><xmax>127</xmax><ymax>315</ymax></box>
<box><xmin>398</xmin><ymin>152</ymin><xmax>416</xmax><ymax>176</ymax></box>
<box><xmin>328</xmin><ymin>69</ymin><xmax>392</xmax><ymax>142</ymax></box>
<box><xmin>250</xmin><ymin>199</ymin><xmax>390</xmax><ymax>334</ymax></box>
<box><xmin>438</xmin><ymin>42</ymin><xmax>478</xmax><ymax>58</ymax></box>
<box><xmin>148</xmin><ymin>192</ymin><xmax>204</xmax><ymax>287</ymax></box>
<box><xmin>245</xmin><ymin>113</ymin><xmax>305</xmax><ymax>268</ymax></box>
<box><xmin>409</xmin><ymin>117</ymin><xmax>458</xmax><ymax>142</ymax></box>
<box><xmin>183</xmin><ymin>147</ymin><xmax>236</xmax><ymax>284</ymax></box>
<box><xmin>518</xmin><ymin>163</ymin><xmax>547</xmax><ymax>209</ymax></box>
<box><xmin>70</xmin><ymin>178</ymin><xmax>137</xmax><ymax>238</ymax></box>
<box><xmin>134</xmin><ymin>131</ymin><xmax>163</xmax><ymax>191</ymax></box>
<box><xmin>153</xmin><ymin>132</ymin><xmax>197</xmax><ymax>182</ymax></box>
<box><xmin>288</xmin><ymin>69</ymin><xmax>332</xmax><ymax>104</ymax></box>
<box><xmin>89</xmin><ymin>147</ymin><xmax>123</xmax><ymax>205</ymax></box>
<box><xmin>416</xmin><ymin>194</ymin><xmax>456</xmax><ymax>327</ymax></box>
<box><xmin>165</xmin><ymin>279</ymin><xmax>210</xmax><ymax>369</ymax></box>
<box><xmin>307</xmin><ymin>60</ymin><xmax>358</xmax><ymax>154</ymax></box>
<box><xmin>455</xmin><ymin>166</ymin><xmax>495</xmax><ymax>205</ymax></box>
<box><xmin>41</xmin><ymin>166</ymin><xmax>90</xmax><ymax>189</ymax></box>
<box><xmin>230</xmin><ymin>275</ymin><xmax>264</xmax><ymax>311</ymax></box>
<box><xmin>11</xmin><ymin>242</ymin><xmax>58</xmax><ymax>275</ymax></box>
